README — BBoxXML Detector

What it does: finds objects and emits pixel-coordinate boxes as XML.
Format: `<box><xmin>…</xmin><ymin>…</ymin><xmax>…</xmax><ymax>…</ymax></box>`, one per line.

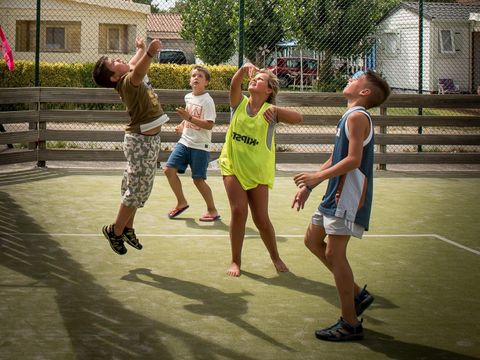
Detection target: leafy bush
<box><xmin>0</xmin><ymin>61</ymin><xmax>35</xmax><ymax>87</ymax></box>
<box><xmin>0</xmin><ymin>61</ymin><xmax>237</xmax><ymax>90</ymax></box>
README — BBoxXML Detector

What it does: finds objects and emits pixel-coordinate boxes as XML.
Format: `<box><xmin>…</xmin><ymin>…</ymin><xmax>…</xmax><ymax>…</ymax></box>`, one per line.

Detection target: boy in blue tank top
<box><xmin>292</xmin><ymin>70</ymin><xmax>390</xmax><ymax>341</ymax></box>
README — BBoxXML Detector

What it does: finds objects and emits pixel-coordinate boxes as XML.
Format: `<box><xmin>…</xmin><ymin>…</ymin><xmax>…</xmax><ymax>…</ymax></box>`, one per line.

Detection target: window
<box><xmin>99</xmin><ymin>24</ymin><xmax>136</xmax><ymax>54</ymax></box>
<box><xmin>439</xmin><ymin>30</ymin><xmax>454</xmax><ymax>54</ymax></box>
<box><xmin>286</xmin><ymin>59</ymin><xmax>300</xmax><ymax>68</ymax></box>
<box><xmin>381</xmin><ymin>33</ymin><xmax>400</xmax><ymax>55</ymax></box>
<box><xmin>305</xmin><ymin>60</ymin><xmax>317</xmax><ymax>70</ymax></box>
<box><xmin>46</xmin><ymin>27</ymin><xmax>65</xmax><ymax>50</ymax></box>
<box><xmin>107</xmin><ymin>27</ymin><xmax>120</xmax><ymax>52</ymax></box>
<box><xmin>15</xmin><ymin>20</ymin><xmax>80</xmax><ymax>53</ymax></box>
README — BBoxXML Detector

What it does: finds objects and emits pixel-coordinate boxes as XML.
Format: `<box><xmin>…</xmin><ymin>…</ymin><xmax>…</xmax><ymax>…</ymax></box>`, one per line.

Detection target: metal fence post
<box><xmin>417</xmin><ymin>0</ymin><xmax>423</xmax><ymax>153</ymax></box>
<box><xmin>35</xmin><ymin>0</ymin><xmax>46</xmax><ymax>167</ymax></box>
<box><xmin>238</xmin><ymin>0</ymin><xmax>245</xmax><ymax>68</ymax></box>
<box><xmin>378</xmin><ymin>106</ymin><xmax>387</xmax><ymax>171</ymax></box>
<box><xmin>35</xmin><ymin>0</ymin><xmax>41</xmax><ymax>87</ymax></box>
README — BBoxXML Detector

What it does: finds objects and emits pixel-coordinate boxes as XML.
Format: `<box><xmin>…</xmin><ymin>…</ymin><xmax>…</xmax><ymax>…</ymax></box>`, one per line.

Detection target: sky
<box><xmin>151</xmin><ymin>0</ymin><xmax>175</xmax><ymax>11</ymax></box>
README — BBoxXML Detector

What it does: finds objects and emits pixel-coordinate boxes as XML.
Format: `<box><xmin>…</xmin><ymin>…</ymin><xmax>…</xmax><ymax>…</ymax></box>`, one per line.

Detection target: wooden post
<box><xmin>28</xmin><ymin>101</ymin><xmax>38</xmax><ymax>151</ymax></box>
<box><xmin>36</xmin><ymin>99</ymin><xmax>46</xmax><ymax>168</ymax></box>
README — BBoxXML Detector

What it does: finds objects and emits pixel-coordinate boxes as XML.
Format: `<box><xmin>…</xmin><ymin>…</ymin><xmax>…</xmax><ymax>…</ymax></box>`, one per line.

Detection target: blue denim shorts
<box><xmin>166</xmin><ymin>143</ymin><xmax>210</xmax><ymax>179</ymax></box>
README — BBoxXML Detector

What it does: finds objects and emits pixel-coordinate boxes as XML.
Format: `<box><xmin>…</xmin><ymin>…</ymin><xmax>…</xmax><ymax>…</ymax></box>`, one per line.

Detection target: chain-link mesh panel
<box><xmin>1</xmin><ymin>0</ymin><xmax>479</xmax><ymax>155</ymax></box>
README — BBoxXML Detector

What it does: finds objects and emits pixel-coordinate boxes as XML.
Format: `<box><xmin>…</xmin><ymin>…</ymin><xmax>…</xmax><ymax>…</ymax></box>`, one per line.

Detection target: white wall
<box><xmin>377</xmin><ymin>7</ymin><xmax>474</xmax><ymax>93</ymax></box>
<box><xmin>377</xmin><ymin>8</ymin><xmax>432</xmax><ymax>92</ymax></box>
<box><xmin>429</xmin><ymin>21</ymin><xmax>472</xmax><ymax>92</ymax></box>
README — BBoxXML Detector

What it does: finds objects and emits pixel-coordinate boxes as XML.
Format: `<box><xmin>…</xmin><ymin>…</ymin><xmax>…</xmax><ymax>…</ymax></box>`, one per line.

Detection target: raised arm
<box><xmin>263</xmin><ymin>105</ymin><xmax>303</xmax><ymax>126</ymax></box>
<box><xmin>130</xmin><ymin>39</ymin><xmax>162</xmax><ymax>87</ymax></box>
<box><xmin>275</xmin><ymin>106</ymin><xmax>303</xmax><ymax>124</ymax></box>
<box><xmin>230</xmin><ymin>63</ymin><xmax>258</xmax><ymax>108</ymax></box>
<box><xmin>128</xmin><ymin>37</ymin><xmax>146</xmax><ymax>67</ymax></box>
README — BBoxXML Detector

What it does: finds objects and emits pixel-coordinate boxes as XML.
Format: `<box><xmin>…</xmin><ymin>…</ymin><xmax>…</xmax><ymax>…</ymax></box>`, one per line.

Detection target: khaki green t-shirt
<box><xmin>116</xmin><ymin>72</ymin><xmax>164</xmax><ymax>134</ymax></box>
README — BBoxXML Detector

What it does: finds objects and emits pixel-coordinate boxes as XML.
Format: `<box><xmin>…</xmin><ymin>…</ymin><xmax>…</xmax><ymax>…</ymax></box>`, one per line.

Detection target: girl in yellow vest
<box><xmin>218</xmin><ymin>63</ymin><xmax>303</xmax><ymax>277</ymax></box>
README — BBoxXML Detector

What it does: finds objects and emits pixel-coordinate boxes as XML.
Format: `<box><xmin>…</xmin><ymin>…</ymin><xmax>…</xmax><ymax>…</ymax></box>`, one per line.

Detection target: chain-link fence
<box><xmin>1</xmin><ymin>0</ymin><xmax>479</xmax><ymax>155</ymax></box>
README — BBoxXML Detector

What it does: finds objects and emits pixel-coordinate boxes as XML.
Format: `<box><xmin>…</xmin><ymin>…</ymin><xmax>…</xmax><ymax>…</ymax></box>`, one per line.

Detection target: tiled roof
<box><xmin>147</xmin><ymin>13</ymin><xmax>183</xmax><ymax>33</ymax></box>
<box><xmin>403</xmin><ymin>2</ymin><xmax>480</xmax><ymax>21</ymax></box>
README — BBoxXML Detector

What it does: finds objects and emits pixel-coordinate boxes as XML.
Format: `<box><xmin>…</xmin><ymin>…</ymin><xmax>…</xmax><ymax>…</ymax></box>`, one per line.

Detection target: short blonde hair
<box><xmin>258</xmin><ymin>69</ymin><xmax>280</xmax><ymax>105</ymax></box>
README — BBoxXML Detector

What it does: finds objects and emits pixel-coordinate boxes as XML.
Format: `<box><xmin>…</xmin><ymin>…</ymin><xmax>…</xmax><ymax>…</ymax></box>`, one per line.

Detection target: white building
<box><xmin>376</xmin><ymin>2</ymin><xmax>480</xmax><ymax>93</ymax></box>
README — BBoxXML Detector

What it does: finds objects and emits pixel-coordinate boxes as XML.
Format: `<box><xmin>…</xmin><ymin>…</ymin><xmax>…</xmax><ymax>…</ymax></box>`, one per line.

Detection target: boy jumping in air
<box><xmin>93</xmin><ymin>38</ymin><xmax>168</xmax><ymax>255</ymax></box>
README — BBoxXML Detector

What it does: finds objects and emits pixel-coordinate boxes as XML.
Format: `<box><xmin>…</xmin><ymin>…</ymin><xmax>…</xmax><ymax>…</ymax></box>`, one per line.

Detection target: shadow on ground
<box><xmin>361</xmin><ymin>329</ymin><xmax>479</xmax><ymax>360</ymax></box>
<box><xmin>122</xmin><ymin>268</ymin><xmax>294</xmax><ymax>352</ymax></box>
<box><xmin>0</xmin><ymin>191</ymin><xmax>258</xmax><ymax>359</ymax></box>
<box><xmin>242</xmin><ymin>270</ymin><xmax>399</xmax><ymax>323</ymax></box>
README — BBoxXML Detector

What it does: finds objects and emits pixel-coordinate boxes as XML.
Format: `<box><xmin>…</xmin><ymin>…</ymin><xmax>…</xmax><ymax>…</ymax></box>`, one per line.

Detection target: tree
<box><xmin>180</xmin><ymin>0</ymin><xmax>237</xmax><ymax>65</ymax></box>
<box><xmin>244</xmin><ymin>0</ymin><xmax>284</xmax><ymax>67</ymax></box>
<box><xmin>168</xmin><ymin>0</ymin><xmax>188</xmax><ymax>13</ymax></box>
<box><xmin>283</xmin><ymin>0</ymin><xmax>400</xmax><ymax>88</ymax></box>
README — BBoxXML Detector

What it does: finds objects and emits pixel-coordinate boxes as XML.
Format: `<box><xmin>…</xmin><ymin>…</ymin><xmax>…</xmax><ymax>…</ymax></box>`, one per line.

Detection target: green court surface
<box><xmin>0</xmin><ymin>168</ymin><xmax>479</xmax><ymax>360</ymax></box>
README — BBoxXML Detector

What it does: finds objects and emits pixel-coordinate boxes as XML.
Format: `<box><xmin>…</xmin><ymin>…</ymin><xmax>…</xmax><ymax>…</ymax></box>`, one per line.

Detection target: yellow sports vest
<box><xmin>219</xmin><ymin>96</ymin><xmax>276</xmax><ymax>190</ymax></box>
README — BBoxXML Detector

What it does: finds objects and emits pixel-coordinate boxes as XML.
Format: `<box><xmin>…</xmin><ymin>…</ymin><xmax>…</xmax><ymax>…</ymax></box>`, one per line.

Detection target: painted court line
<box><xmin>1</xmin><ymin>232</ymin><xmax>479</xmax><ymax>256</ymax></box>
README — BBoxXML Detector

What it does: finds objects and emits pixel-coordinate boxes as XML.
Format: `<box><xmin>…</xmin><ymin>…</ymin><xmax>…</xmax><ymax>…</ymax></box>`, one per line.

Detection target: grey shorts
<box><xmin>121</xmin><ymin>132</ymin><xmax>161</xmax><ymax>208</ymax></box>
<box><xmin>311</xmin><ymin>210</ymin><xmax>365</xmax><ymax>239</ymax></box>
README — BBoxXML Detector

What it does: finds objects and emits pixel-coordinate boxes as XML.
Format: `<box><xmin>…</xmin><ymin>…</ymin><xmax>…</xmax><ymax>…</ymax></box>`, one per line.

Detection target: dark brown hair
<box><xmin>92</xmin><ymin>56</ymin><xmax>116</xmax><ymax>88</ymax></box>
<box><xmin>364</xmin><ymin>70</ymin><xmax>391</xmax><ymax>109</ymax></box>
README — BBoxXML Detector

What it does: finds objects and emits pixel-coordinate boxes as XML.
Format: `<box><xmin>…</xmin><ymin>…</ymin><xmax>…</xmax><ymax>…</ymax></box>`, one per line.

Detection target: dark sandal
<box><xmin>315</xmin><ymin>317</ymin><xmax>364</xmax><ymax>341</ymax></box>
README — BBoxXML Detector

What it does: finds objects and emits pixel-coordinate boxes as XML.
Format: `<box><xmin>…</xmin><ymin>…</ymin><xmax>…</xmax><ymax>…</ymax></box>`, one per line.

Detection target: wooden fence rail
<box><xmin>0</xmin><ymin>87</ymin><xmax>479</xmax><ymax>167</ymax></box>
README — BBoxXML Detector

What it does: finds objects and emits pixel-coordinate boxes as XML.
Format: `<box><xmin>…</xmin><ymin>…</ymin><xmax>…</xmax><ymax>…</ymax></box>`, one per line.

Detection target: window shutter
<box><xmin>68</xmin><ymin>23</ymin><xmax>81</xmax><ymax>53</ymax></box>
<box><xmin>98</xmin><ymin>24</ymin><xmax>107</xmax><ymax>54</ymax></box>
<box><xmin>127</xmin><ymin>25</ymin><xmax>136</xmax><ymax>54</ymax></box>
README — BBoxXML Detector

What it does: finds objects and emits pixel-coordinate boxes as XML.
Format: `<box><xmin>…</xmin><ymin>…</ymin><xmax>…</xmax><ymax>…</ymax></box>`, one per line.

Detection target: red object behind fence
<box><xmin>0</xmin><ymin>26</ymin><xmax>15</xmax><ymax>72</ymax></box>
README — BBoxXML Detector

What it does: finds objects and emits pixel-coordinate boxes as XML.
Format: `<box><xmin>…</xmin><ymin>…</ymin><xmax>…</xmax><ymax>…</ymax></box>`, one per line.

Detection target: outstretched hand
<box><xmin>175</xmin><ymin>106</ymin><xmax>189</xmax><ymax>121</ymax></box>
<box><xmin>291</xmin><ymin>187</ymin><xmax>310</xmax><ymax>211</ymax></box>
<box><xmin>135</xmin><ymin>37</ymin><xmax>145</xmax><ymax>50</ymax></box>
<box><xmin>147</xmin><ymin>39</ymin><xmax>162</xmax><ymax>57</ymax></box>
<box><xmin>175</xmin><ymin>123</ymin><xmax>184</xmax><ymax>134</ymax></box>
<box><xmin>242</xmin><ymin>62</ymin><xmax>259</xmax><ymax>79</ymax></box>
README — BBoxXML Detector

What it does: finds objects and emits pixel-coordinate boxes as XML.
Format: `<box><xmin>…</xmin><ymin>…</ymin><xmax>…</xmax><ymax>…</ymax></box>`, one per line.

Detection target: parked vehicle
<box><xmin>267</xmin><ymin>57</ymin><xmax>318</xmax><ymax>88</ymax></box>
<box><xmin>156</xmin><ymin>49</ymin><xmax>188</xmax><ymax>64</ymax></box>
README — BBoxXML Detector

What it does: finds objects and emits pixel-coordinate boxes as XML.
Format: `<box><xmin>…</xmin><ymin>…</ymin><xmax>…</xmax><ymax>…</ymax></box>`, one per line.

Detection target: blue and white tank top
<box><xmin>319</xmin><ymin>106</ymin><xmax>374</xmax><ymax>230</ymax></box>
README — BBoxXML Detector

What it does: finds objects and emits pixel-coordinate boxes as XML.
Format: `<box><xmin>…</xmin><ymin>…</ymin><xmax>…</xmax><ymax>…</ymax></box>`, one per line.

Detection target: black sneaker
<box><xmin>315</xmin><ymin>317</ymin><xmax>364</xmax><ymax>342</ymax></box>
<box><xmin>102</xmin><ymin>224</ymin><xmax>127</xmax><ymax>255</ymax></box>
<box><xmin>123</xmin><ymin>227</ymin><xmax>143</xmax><ymax>250</ymax></box>
<box><xmin>355</xmin><ymin>285</ymin><xmax>374</xmax><ymax>316</ymax></box>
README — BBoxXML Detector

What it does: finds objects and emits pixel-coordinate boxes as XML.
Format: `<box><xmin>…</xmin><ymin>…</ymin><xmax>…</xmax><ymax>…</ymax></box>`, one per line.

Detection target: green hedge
<box><xmin>0</xmin><ymin>61</ymin><xmax>238</xmax><ymax>90</ymax></box>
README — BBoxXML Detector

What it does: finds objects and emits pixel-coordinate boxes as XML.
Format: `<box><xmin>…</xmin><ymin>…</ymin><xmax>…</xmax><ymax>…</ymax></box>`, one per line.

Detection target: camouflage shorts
<box><xmin>121</xmin><ymin>132</ymin><xmax>161</xmax><ymax>208</ymax></box>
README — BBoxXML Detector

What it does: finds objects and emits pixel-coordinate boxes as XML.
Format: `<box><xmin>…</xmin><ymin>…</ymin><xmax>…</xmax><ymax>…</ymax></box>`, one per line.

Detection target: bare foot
<box><xmin>272</xmin><ymin>257</ymin><xmax>289</xmax><ymax>273</ymax></box>
<box><xmin>227</xmin><ymin>262</ymin><xmax>241</xmax><ymax>277</ymax></box>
